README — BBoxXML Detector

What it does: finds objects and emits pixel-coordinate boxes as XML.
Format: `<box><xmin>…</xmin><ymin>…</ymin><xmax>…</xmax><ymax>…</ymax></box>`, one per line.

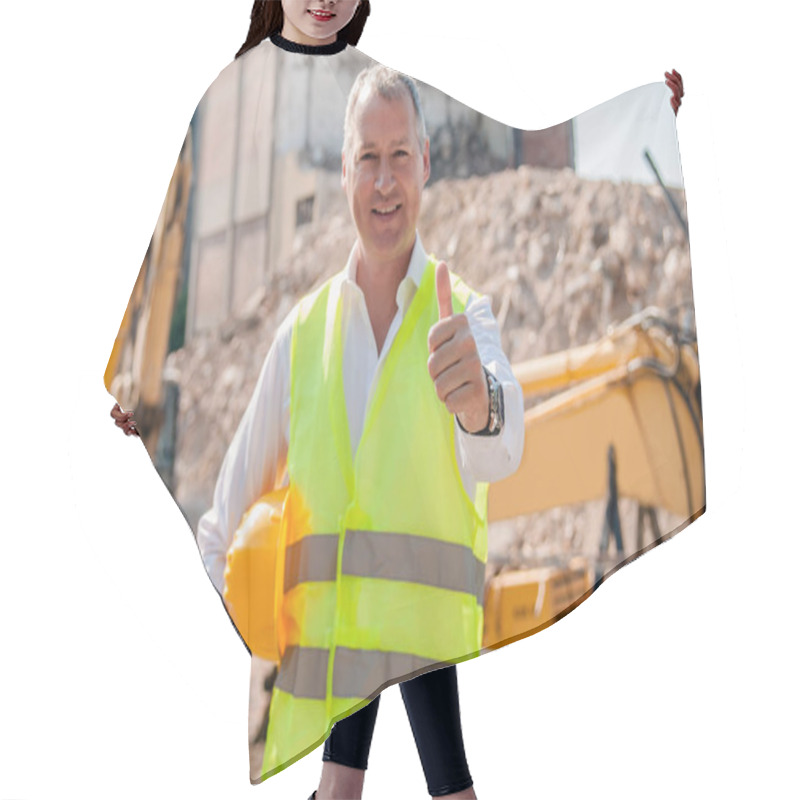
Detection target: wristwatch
<box><xmin>458</xmin><ymin>366</ymin><xmax>505</xmax><ymax>437</ymax></box>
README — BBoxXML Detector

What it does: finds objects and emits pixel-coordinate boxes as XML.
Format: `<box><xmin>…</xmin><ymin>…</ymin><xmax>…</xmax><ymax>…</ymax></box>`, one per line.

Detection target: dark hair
<box><xmin>235</xmin><ymin>1</ymin><xmax>371</xmax><ymax>59</ymax></box>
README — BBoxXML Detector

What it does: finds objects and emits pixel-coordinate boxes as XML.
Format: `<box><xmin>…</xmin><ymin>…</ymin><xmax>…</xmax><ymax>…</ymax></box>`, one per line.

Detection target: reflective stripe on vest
<box><xmin>276</xmin><ymin>644</ymin><xmax>444</xmax><ymax>700</ymax></box>
<box><xmin>284</xmin><ymin>530</ymin><xmax>485</xmax><ymax>605</ymax></box>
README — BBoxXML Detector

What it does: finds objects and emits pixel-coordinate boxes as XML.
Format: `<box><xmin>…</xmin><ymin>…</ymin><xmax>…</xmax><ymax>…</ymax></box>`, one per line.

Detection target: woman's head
<box><xmin>236</xmin><ymin>0</ymin><xmax>371</xmax><ymax>59</ymax></box>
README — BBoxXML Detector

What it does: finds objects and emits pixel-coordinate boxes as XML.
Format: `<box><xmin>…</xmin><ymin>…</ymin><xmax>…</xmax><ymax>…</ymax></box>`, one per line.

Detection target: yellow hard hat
<box><xmin>223</xmin><ymin>487</ymin><xmax>288</xmax><ymax>664</ymax></box>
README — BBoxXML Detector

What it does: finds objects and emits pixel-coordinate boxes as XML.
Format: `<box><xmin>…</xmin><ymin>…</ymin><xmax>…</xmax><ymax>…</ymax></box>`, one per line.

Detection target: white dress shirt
<box><xmin>197</xmin><ymin>233</ymin><xmax>524</xmax><ymax>593</ymax></box>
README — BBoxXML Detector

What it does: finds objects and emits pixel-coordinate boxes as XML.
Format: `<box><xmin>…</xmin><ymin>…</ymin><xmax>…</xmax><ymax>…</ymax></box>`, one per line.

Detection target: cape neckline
<box><xmin>270</xmin><ymin>32</ymin><xmax>348</xmax><ymax>56</ymax></box>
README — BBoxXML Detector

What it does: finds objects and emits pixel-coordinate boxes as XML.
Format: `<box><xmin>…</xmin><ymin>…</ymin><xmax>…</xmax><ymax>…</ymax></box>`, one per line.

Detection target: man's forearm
<box><xmin>456</xmin><ymin>366</ymin><xmax>524</xmax><ymax>483</ymax></box>
<box><xmin>194</xmin><ymin>317</ymin><xmax>293</xmax><ymax>596</ymax></box>
<box><xmin>458</xmin><ymin>292</ymin><xmax>525</xmax><ymax>482</ymax></box>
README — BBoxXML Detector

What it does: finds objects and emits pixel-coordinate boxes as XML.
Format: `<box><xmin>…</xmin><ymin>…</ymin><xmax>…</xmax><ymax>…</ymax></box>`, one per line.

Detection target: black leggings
<box><xmin>322</xmin><ymin>664</ymin><xmax>473</xmax><ymax>797</ymax></box>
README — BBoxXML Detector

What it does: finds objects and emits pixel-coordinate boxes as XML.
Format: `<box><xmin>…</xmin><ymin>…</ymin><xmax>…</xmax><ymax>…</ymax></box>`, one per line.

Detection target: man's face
<box><xmin>342</xmin><ymin>89</ymin><xmax>431</xmax><ymax>268</ymax></box>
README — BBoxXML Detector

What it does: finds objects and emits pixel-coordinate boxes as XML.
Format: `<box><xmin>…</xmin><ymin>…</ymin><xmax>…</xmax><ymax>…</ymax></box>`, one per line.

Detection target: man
<box><xmin>196</xmin><ymin>65</ymin><xmax>524</xmax><ymax>796</ymax></box>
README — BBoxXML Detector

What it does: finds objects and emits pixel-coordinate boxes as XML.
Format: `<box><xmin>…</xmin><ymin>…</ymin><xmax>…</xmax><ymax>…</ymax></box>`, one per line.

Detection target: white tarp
<box><xmin>574</xmin><ymin>82</ymin><xmax>683</xmax><ymax>188</ymax></box>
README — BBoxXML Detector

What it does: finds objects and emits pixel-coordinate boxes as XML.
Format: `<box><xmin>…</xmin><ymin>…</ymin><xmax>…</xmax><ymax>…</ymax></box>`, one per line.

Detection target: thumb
<box><xmin>436</xmin><ymin>261</ymin><xmax>453</xmax><ymax>320</ymax></box>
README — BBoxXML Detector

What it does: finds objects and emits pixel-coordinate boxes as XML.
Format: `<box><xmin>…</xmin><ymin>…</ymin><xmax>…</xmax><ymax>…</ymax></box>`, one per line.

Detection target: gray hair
<box><xmin>343</xmin><ymin>65</ymin><xmax>428</xmax><ymax>162</ymax></box>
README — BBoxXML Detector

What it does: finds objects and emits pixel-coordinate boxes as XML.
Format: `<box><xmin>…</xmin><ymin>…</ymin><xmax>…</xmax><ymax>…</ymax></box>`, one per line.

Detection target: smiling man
<box><xmin>340</xmin><ymin>67</ymin><xmax>520</xmax><ymax>435</ymax></box>
<box><xmin>197</xmin><ymin>64</ymin><xmax>524</xmax><ymax>796</ymax></box>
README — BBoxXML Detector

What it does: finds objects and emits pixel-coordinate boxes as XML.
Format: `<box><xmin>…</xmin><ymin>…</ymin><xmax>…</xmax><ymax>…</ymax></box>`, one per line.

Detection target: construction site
<box><xmin>103</xmin><ymin>46</ymin><xmax>703</xmax><ymax>778</ymax></box>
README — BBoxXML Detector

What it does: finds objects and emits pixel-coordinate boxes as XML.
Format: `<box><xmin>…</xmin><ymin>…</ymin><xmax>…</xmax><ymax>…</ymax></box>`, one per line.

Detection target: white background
<box><xmin>1</xmin><ymin>1</ymin><xmax>797</xmax><ymax>798</ymax></box>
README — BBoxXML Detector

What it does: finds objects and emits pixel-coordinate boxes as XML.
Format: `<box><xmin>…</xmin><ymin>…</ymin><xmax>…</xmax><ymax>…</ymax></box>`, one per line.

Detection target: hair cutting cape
<box><xmin>104</xmin><ymin>36</ymin><xmax>704</xmax><ymax>783</ymax></box>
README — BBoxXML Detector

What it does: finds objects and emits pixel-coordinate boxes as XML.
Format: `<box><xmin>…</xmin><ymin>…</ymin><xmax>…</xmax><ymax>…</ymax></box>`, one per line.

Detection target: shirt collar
<box><xmin>342</xmin><ymin>233</ymin><xmax>430</xmax><ymax>313</ymax></box>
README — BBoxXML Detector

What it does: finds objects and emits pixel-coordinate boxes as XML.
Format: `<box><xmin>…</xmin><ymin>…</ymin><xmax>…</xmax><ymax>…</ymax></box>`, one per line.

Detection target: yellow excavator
<box><xmin>103</xmin><ymin>129</ymin><xmax>193</xmax><ymax>487</ymax></box>
<box><xmin>481</xmin><ymin>306</ymin><xmax>704</xmax><ymax>649</ymax></box>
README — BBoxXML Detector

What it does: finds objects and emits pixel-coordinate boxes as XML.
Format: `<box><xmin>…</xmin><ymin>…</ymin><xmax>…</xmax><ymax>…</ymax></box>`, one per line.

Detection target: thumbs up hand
<box><xmin>427</xmin><ymin>261</ymin><xmax>490</xmax><ymax>434</ymax></box>
<box><xmin>436</xmin><ymin>257</ymin><xmax>454</xmax><ymax>319</ymax></box>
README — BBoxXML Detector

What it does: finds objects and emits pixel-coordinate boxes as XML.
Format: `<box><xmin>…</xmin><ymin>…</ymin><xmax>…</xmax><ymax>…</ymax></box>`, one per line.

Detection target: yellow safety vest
<box><xmin>262</xmin><ymin>255</ymin><xmax>489</xmax><ymax>777</ymax></box>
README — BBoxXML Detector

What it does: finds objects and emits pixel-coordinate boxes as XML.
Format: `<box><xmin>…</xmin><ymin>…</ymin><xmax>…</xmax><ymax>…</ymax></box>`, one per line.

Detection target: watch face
<box><xmin>495</xmin><ymin>375</ymin><xmax>505</xmax><ymax>432</ymax></box>
<box><xmin>487</xmin><ymin>373</ymin><xmax>501</xmax><ymax>432</ymax></box>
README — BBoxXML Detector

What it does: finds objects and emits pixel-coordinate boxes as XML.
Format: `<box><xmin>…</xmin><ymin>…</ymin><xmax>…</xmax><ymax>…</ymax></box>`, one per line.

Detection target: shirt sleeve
<box><xmin>455</xmin><ymin>292</ymin><xmax>525</xmax><ymax>484</ymax></box>
<box><xmin>195</xmin><ymin>310</ymin><xmax>294</xmax><ymax>594</ymax></box>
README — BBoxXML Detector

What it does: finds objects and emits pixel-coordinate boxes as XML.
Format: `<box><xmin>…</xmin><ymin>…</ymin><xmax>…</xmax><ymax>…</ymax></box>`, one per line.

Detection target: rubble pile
<box><xmin>419</xmin><ymin>165</ymin><xmax>692</xmax><ymax>362</ymax></box>
<box><xmin>170</xmin><ymin>165</ymin><xmax>693</xmax><ymax>566</ymax></box>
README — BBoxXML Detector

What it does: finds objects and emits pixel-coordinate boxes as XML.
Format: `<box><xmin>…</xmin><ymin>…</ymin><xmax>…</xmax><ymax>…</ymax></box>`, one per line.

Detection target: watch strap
<box><xmin>456</xmin><ymin>366</ymin><xmax>504</xmax><ymax>437</ymax></box>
